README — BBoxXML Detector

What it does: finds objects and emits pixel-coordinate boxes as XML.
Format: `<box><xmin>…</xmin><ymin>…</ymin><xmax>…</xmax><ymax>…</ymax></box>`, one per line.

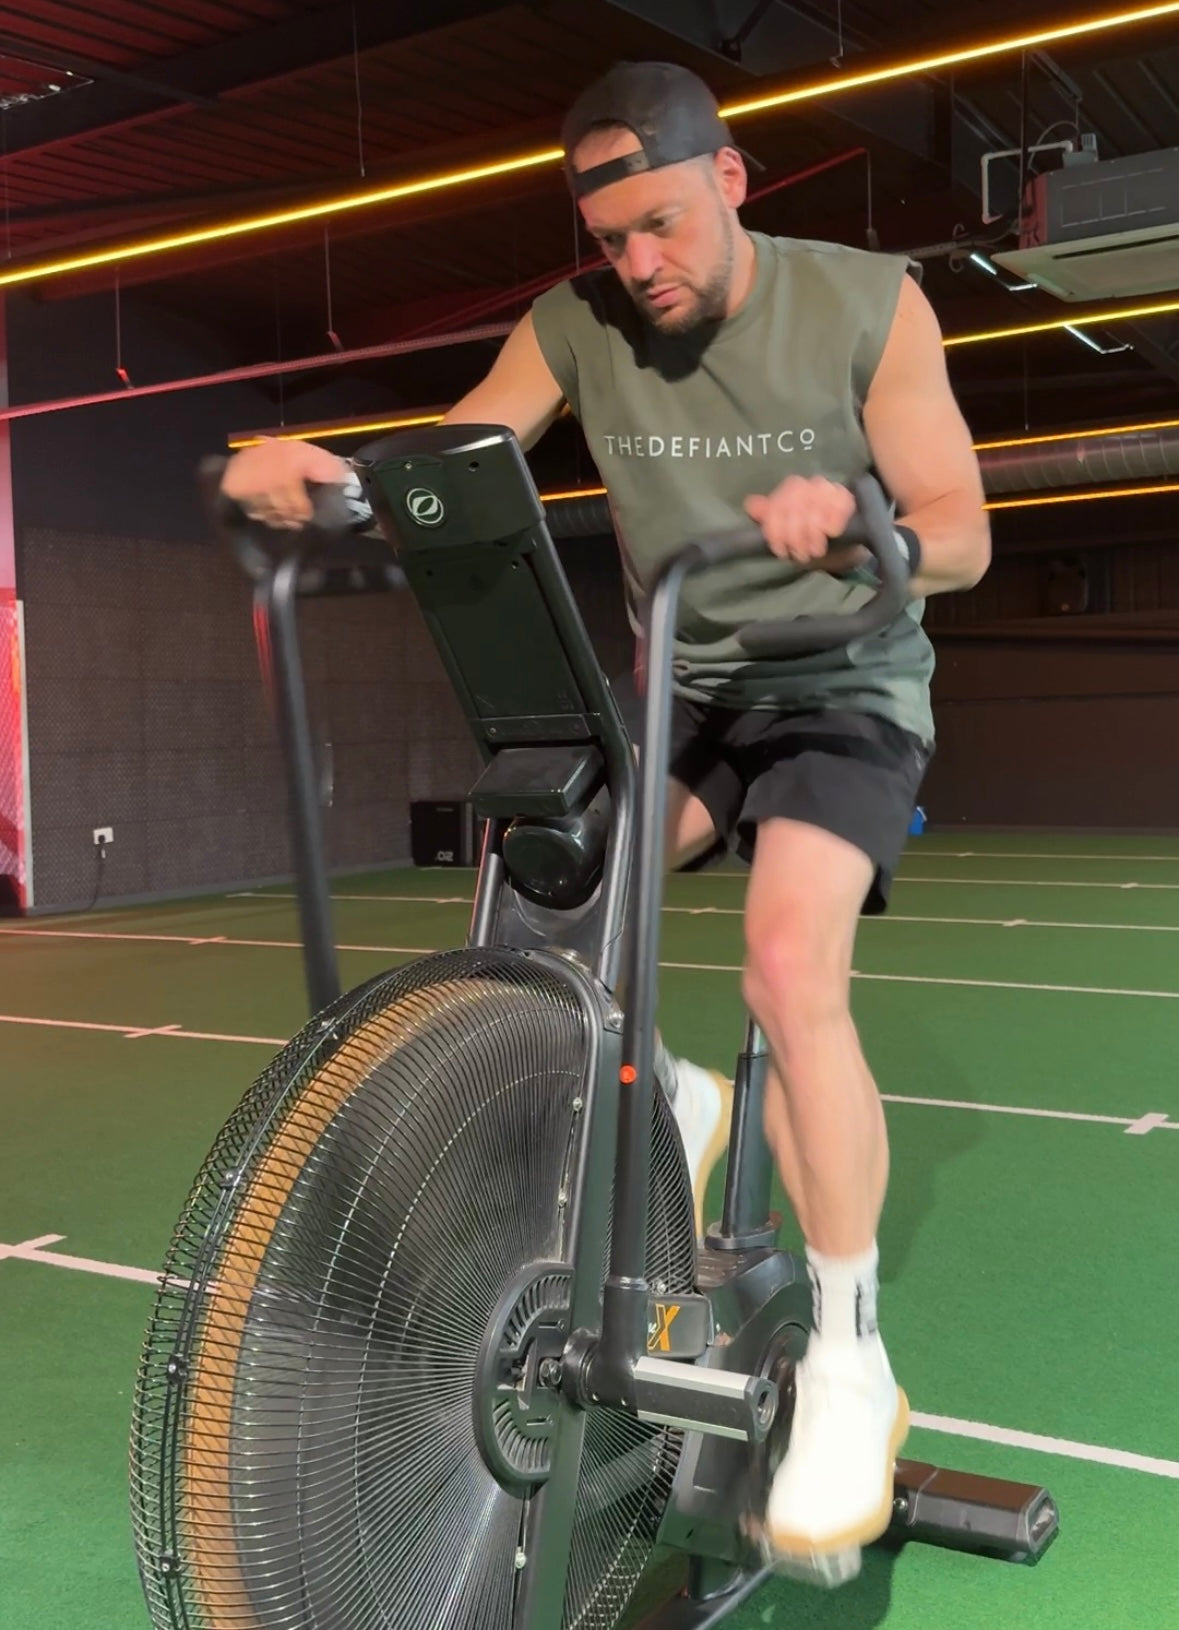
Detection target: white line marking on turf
<box><xmin>0</xmin><ymin>1008</ymin><xmax>1173</xmax><ymax>1132</ymax></box>
<box><xmin>855</xmin><ymin>969</ymin><xmax>1179</xmax><ymax>998</ymax></box>
<box><xmin>0</xmin><ymin>1234</ymin><xmax>166</xmax><ymax>1286</ymax></box>
<box><xmin>659</xmin><ymin>959</ymin><xmax>1179</xmax><ymax>1002</ymax></box>
<box><xmin>230</xmin><ymin>881</ymin><xmax>1179</xmax><ymax>902</ymax></box>
<box><xmin>1125</xmin><ymin>1112</ymin><xmax>1173</xmax><ymax>1136</ymax></box>
<box><xmin>881</xmin><ymin>1093</ymin><xmax>1177</xmax><ymax>1133</ymax></box>
<box><xmin>889</xmin><ymin>914</ymin><xmax>1179</xmax><ymax>934</ymax></box>
<box><xmin>917</xmin><ymin>850</ymin><xmax>1179</xmax><ymax>864</ymax></box>
<box><xmin>0</xmin><ymin>926</ymin><xmax>433</xmax><ymax>954</ymax></box>
<box><xmin>910</xmin><ymin>1411</ymin><xmax>1179</xmax><ymax>1480</ymax></box>
<box><xmin>898</xmin><ymin>876</ymin><xmax>1179</xmax><ymax>890</ymax></box>
<box><xmin>13</xmin><ymin>909</ymin><xmax>1179</xmax><ymax>942</ymax></box>
<box><xmin>0</xmin><ymin>1233</ymin><xmax>65</xmax><ymax>1257</ymax></box>
<box><xmin>0</xmin><ymin>1013</ymin><xmax>286</xmax><ymax>1046</ymax></box>
<box><xmin>0</xmin><ymin>932</ymin><xmax>437</xmax><ymax>951</ymax></box>
<box><xmin>8</xmin><ymin>935</ymin><xmax>1179</xmax><ymax>1003</ymax></box>
<box><xmin>4</xmin><ymin>1231</ymin><xmax>1177</xmax><ymax>1480</ymax></box>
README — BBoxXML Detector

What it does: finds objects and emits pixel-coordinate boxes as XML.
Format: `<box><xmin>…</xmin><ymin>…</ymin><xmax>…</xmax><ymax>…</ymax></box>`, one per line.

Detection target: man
<box><xmin>222</xmin><ymin>61</ymin><xmax>989</xmax><ymax>1579</ymax></box>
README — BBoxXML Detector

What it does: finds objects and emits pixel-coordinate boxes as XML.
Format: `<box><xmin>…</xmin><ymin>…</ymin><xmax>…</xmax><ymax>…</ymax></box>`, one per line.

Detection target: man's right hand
<box><xmin>220</xmin><ymin>438</ymin><xmax>352</xmax><ymax>530</ymax></box>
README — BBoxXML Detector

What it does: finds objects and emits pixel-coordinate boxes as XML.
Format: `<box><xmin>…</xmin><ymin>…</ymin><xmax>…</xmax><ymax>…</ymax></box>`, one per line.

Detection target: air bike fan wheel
<box><xmin>130</xmin><ymin>949</ymin><xmax>697</xmax><ymax>1630</ymax></box>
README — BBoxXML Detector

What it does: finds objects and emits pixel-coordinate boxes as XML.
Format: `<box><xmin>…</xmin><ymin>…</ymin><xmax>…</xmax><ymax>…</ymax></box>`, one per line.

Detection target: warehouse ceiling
<box><xmin>1</xmin><ymin>0</ymin><xmax>1177</xmax><ymax>478</ymax></box>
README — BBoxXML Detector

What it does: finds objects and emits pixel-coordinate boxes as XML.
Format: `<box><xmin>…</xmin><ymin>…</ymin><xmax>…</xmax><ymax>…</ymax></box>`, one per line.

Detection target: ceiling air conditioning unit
<box><xmin>992</xmin><ymin>147</ymin><xmax>1179</xmax><ymax>301</ymax></box>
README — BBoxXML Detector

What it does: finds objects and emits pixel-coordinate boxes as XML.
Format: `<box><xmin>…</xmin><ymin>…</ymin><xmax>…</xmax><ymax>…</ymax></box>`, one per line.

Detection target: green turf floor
<box><xmin>2</xmin><ymin>831</ymin><xmax>1178</xmax><ymax>1628</ymax></box>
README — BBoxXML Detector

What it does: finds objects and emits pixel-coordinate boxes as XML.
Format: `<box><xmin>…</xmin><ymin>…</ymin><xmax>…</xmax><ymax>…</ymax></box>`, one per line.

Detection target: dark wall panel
<box><xmin>7</xmin><ymin>286</ymin><xmax>411</xmax><ymax>548</ymax></box>
<box><xmin>18</xmin><ymin>525</ymin><xmax>632</xmax><ymax>912</ymax></box>
<box><xmin>925</xmin><ymin>635</ymin><xmax>1179</xmax><ymax>827</ymax></box>
<box><xmin>19</xmin><ymin>526</ymin><xmax>481</xmax><ymax>910</ymax></box>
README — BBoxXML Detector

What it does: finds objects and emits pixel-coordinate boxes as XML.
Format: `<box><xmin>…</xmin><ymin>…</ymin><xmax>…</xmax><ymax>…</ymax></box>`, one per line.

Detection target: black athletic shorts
<box><xmin>614</xmin><ymin>678</ymin><xmax>932</xmax><ymax>915</ymax></box>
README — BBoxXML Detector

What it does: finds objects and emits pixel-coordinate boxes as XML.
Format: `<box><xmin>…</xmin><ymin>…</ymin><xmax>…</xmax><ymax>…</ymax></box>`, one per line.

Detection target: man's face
<box><xmin>574</xmin><ymin>129</ymin><xmax>742</xmax><ymax>335</ymax></box>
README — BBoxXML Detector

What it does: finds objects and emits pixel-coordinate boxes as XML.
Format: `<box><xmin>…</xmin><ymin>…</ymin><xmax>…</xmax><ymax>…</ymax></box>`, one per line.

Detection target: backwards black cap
<box><xmin>561</xmin><ymin>62</ymin><xmax>761</xmax><ymax>199</ymax></box>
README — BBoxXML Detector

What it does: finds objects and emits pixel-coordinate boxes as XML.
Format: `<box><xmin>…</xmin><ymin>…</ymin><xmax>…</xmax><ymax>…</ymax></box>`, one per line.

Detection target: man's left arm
<box><xmin>861</xmin><ymin>272</ymin><xmax>991</xmax><ymax>599</ymax></box>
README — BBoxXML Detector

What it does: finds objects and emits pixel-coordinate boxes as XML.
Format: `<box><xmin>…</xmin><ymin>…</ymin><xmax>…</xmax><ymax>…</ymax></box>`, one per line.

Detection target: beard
<box><xmin>628</xmin><ymin>213</ymin><xmax>736</xmax><ymax>337</ymax></box>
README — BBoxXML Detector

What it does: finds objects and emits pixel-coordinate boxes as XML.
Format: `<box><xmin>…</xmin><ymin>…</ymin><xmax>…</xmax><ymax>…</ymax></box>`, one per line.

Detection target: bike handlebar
<box><xmin>204</xmin><ymin>452</ymin><xmax>908</xmax><ymax>659</ymax></box>
<box><xmin>199</xmin><ymin>456</ymin><xmax>393</xmax><ymax>586</ymax></box>
<box><xmin>662</xmin><ymin>474</ymin><xmax>909</xmax><ymax>659</ymax></box>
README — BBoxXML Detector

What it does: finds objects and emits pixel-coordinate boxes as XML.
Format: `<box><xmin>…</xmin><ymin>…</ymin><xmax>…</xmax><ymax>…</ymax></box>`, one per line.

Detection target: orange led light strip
<box><xmin>536</xmin><ymin>483</ymin><xmax>1178</xmax><ymax>511</ymax></box>
<box><xmin>717</xmin><ymin>1</ymin><xmax>1179</xmax><ymax>120</ymax></box>
<box><xmin>0</xmin><ymin>147</ymin><xmax>565</xmax><ymax>289</ymax></box>
<box><xmin>975</xmin><ymin>416</ymin><xmax>1179</xmax><ymax>450</ymax></box>
<box><xmin>230</xmin><ymin>414</ymin><xmax>1179</xmax><ymax>454</ymax></box>
<box><xmin>985</xmin><ymin>481</ymin><xmax>1179</xmax><ymax>509</ymax></box>
<box><xmin>1</xmin><ymin>1</ymin><xmax>1177</xmax><ymax>290</ymax></box>
<box><xmin>228</xmin><ymin>412</ymin><xmax>444</xmax><ymax>449</ymax></box>
<box><xmin>946</xmin><ymin>296</ymin><xmax>1179</xmax><ymax>346</ymax></box>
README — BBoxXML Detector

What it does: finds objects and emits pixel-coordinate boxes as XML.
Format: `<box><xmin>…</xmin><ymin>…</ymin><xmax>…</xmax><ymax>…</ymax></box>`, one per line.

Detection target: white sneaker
<box><xmin>764</xmin><ymin>1334</ymin><xmax>909</xmax><ymax>1582</ymax></box>
<box><xmin>668</xmin><ymin>1057</ymin><xmax>733</xmax><ymax>1239</ymax></box>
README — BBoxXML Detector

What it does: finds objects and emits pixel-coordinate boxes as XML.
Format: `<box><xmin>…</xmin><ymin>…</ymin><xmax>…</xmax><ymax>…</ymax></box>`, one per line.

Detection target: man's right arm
<box><xmin>219</xmin><ymin>312</ymin><xmax>565</xmax><ymax>528</ymax></box>
<box><xmin>441</xmin><ymin>311</ymin><xmax>565</xmax><ymax>450</ymax></box>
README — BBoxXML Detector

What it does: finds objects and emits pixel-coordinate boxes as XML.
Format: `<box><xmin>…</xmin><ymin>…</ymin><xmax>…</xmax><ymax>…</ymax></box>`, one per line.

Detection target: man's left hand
<box><xmin>744</xmin><ymin>475</ymin><xmax>868</xmax><ymax>575</ymax></box>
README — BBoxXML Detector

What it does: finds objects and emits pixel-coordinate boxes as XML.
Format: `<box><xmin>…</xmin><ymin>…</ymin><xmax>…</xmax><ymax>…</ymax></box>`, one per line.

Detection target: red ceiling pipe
<box><xmin>402</xmin><ymin>147</ymin><xmax>869</xmax><ymax>337</ymax></box>
<box><xmin>0</xmin><ymin>147</ymin><xmax>867</xmax><ymax>423</ymax></box>
<box><xmin>0</xmin><ymin>321</ymin><xmax>514</xmax><ymax>423</ymax></box>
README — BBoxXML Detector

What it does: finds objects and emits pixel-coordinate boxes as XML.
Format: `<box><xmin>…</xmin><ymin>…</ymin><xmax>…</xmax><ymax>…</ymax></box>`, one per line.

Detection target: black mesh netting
<box><xmin>130</xmin><ymin>949</ymin><xmax>696</xmax><ymax>1630</ymax></box>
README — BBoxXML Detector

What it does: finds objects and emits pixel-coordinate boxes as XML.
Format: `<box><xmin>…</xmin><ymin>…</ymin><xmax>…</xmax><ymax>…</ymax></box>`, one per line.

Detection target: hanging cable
<box><xmin>324</xmin><ymin>228</ymin><xmax>342</xmax><ymax>350</ymax></box>
<box><xmin>352</xmin><ymin>1</ymin><xmax>367</xmax><ymax>179</ymax></box>
<box><xmin>114</xmin><ymin>272</ymin><xmax>131</xmax><ymax>387</ymax></box>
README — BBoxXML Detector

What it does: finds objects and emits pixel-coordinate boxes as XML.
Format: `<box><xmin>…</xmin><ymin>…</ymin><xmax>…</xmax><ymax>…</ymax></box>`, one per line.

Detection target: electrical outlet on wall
<box><xmin>93</xmin><ymin>827</ymin><xmax>114</xmax><ymax>847</ymax></box>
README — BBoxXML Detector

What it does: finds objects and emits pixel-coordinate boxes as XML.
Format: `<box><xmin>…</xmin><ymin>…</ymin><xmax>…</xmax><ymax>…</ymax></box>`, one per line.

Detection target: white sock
<box><xmin>652</xmin><ymin>1034</ymin><xmax>679</xmax><ymax>1103</ymax></box>
<box><xmin>805</xmin><ymin>1242</ymin><xmax>880</xmax><ymax>1348</ymax></box>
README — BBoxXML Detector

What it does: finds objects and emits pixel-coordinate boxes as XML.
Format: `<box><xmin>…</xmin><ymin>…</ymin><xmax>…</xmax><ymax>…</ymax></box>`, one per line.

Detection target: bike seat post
<box><xmin>706</xmin><ymin>1015</ymin><xmax>778</xmax><ymax>1252</ymax></box>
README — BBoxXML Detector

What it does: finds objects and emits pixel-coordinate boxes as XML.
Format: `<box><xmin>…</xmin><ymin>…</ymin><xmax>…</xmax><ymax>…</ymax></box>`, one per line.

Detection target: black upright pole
<box><xmin>597</xmin><ymin>555</ymin><xmax>691</xmax><ymax>1380</ymax></box>
<box><xmin>709</xmin><ymin>1017</ymin><xmax>778</xmax><ymax>1251</ymax></box>
<box><xmin>260</xmin><ymin>557</ymin><xmax>341</xmax><ymax>1014</ymax></box>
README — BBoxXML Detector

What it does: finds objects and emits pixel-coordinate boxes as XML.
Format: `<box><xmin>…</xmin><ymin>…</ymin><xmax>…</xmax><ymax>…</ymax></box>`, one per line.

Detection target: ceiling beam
<box><xmin>0</xmin><ymin>0</ymin><xmax>511</xmax><ymax>164</ymax></box>
<box><xmin>1117</xmin><ymin>317</ymin><xmax>1179</xmax><ymax>387</ymax></box>
<box><xmin>608</xmin><ymin>5</ymin><xmax>1179</xmax><ymax>392</ymax></box>
<box><xmin>602</xmin><ymin>0</ymin><xmax>1010</xmax><ymax>196</ymax></box>
<box><xmin>0</xmin><ymin>31</ymin><xmax>221</xmax><ymax>106</ymax></box>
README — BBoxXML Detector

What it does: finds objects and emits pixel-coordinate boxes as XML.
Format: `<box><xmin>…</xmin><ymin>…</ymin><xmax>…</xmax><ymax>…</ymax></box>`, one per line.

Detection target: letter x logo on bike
<box><xmin>647</xmin><ymin>1302</ymin><xmax>682</xmax><ymax>1353</ymax></box>
<box><xmin>406</xmin><ymin>487</ymin><xmax>446</xmax><ymax>527</ymax></box>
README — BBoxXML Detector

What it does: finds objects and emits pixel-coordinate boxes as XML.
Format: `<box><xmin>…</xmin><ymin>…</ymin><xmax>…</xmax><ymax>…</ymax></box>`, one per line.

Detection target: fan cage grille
<box><xmin>130</xmin><ymin>949</ymin><xmax>696</xmax><ymax>1630</ymax></box>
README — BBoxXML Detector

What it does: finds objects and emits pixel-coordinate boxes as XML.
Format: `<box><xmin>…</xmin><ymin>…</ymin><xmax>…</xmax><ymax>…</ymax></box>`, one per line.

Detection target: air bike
<box><xmin>129</xmin><ymin>424</ymin><xmax>1058</xmax><ymax>1630</ymax></box>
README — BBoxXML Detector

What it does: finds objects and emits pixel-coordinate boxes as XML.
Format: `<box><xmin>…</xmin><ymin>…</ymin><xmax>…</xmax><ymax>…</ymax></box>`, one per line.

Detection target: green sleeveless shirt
<box><xmin>530</xmin><ymin>231</ymin><xmax>935</xmax><ymax>742</ymax></box>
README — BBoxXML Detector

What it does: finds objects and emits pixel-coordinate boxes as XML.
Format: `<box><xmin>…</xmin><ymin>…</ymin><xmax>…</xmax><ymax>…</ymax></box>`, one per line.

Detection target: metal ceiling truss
<box><xmin>604</xmin><ymin>0</ymin><xmax>1179</xmax><ymax>383</ymax></box>
<box><xmin>0</xmin><ymin>0</ymin><xmax>512</xmax><ymax>163</ymax></box>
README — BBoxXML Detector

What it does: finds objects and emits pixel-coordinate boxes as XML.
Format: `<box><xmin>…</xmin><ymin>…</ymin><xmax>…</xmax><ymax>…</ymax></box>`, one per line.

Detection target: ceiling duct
<box><xmin>993</xmin><ymin>147</ymin><xmax>1179</xmax><ymax>302</ymax></box>
<box><xmin>980</xmin><ymin>425</ymin><xmax>1179</xmax><ymax>495</ymax></box>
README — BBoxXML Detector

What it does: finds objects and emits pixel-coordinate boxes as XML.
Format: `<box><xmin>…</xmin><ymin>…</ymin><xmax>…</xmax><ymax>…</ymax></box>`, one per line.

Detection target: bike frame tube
<box><xmin>259</xmin><ymin>555</ymin><xmax>341</xmax><ymax>1013</ymax></box>
<box><xmin>599</xmin><ymin>551</ymin><xmax>694</xmax><ymax>1371</ymax></box>
<box><xmin>715</xmin><ymin>1020</ymin><xmax>776</xmax><ymax>1247</ymax></box>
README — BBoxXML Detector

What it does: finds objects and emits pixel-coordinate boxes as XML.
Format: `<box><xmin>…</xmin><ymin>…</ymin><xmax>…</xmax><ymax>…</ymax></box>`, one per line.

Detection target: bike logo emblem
<box><xmin>406</xmin><ymin>487</ymin><xmax>445</xmax><ymax>528</ymax></box>
<box><xmin>647</xmin><ymin>1303</ymin><xmax>682</xmax><ymax>1354</ymax></box>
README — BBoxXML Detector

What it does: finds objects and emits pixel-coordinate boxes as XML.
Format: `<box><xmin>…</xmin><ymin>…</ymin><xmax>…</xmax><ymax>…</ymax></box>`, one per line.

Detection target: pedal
<box><xmin>740</xmin><ymin>1509</ymin><xmax>862</xmax><ymax>1591</ymax></box>
<box><xmin>768</xmin><ymin>1544</ymin><xmax>863</xmax><ymax>1591</ymax></box>
<box><xmin>888</xmin><ymin>1460</ymin><xmax>1060</xmax><ymax>1563</ymax></box>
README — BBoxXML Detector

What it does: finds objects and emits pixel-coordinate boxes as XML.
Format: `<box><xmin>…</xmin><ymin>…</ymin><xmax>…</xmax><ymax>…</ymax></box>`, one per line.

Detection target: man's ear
<box><xmin>712</xmin><ymin>147</ymin><xmax>748</xmax><ymax>208</ymax></box>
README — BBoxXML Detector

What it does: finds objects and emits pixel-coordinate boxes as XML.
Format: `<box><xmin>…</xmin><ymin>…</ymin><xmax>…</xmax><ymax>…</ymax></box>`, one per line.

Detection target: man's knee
<box><xmin>742</xmin><ymin>915</ymin><xmax>851</xmax><ymax>1037</ymax></box>
<box><xmin>741</xmin><ymin>822</ymin><xmax>868</xmax><ymax>1038</ymax></box>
